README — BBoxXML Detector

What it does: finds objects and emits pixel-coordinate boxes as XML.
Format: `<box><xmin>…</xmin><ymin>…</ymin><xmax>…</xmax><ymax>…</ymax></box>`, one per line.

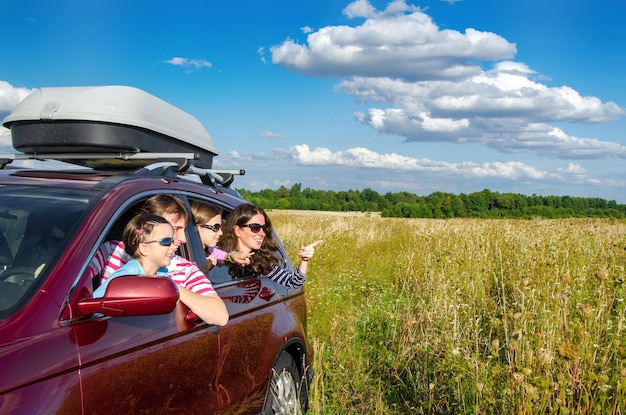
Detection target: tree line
<box><xmin>237</xmin><ymin>184</ymin><xmax>626</xmax><ymax>219</ymax></box>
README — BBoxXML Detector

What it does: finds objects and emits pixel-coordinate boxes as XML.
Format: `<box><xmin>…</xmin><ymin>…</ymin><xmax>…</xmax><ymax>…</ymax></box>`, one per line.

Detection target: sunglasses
<box><xmin>201</xmin><ymin>223</ymin><xmax>222</xmax><ymax>232</ymax></box>
<box><xmin>239</xmin><ymin>223</ymin><xmax>269</xmax><ymax>234</ymax></box>
<box><xmin>144</xmin><ymin>237</ymin><xmax>175</xmax><ymax>246</ymax></box>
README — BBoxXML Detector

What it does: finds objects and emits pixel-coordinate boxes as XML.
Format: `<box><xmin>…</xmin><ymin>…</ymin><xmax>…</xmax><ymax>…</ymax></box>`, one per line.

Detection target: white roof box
<box><xmin>2</xmin><ymin>85</ymin><xmax>218</xmax><ymax>168</ymax></box>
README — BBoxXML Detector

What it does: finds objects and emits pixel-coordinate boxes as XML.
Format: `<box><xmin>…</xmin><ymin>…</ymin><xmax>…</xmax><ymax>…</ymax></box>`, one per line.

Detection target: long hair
<box><xmin>190</xmin><ymin>200</ymin><xmax>222</xmax><ymax>227</ymax></box>
<box><xmin>221</xmin><ymin>204</ymin><xmax>280</xmax><ymax>277</ymax></box>
<box><xmin>122</xmin><ymin>214</ymin><xmax>170</xmax><ymax>257</ymax></box>
<box><xmin>190</xmin><ymin>200</ymin><xmax>223</xmax><ymax>272</ymax></box>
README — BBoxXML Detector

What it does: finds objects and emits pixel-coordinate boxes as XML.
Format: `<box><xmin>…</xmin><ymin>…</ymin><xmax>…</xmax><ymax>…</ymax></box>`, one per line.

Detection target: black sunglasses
<box><xmin>144</xmin><ymin>237</ymin><xmax>174</xmax><ymax>246</ymax></box>
<box><xmin>201</xmin><ymin>223</ymin><xmax>222</xmax><ymax>232</ymax></box>
<box><xmin>239</xmin><ymin>223</ymin><xmax>268</xmax><ymax>234</ymax></box>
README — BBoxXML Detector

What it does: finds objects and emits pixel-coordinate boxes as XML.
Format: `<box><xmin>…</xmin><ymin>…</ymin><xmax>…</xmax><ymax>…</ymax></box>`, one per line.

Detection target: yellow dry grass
<box><xmin>269</xmin><ymin>211</ymin><xmax>626</xmax><ymax>415</ymax></box>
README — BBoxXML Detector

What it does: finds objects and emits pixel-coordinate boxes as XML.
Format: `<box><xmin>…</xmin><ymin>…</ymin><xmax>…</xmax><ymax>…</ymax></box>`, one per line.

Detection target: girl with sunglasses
<box><xmin>220</xmin><ymin>203</ymin><xmax>323</xmax><ymax>287</ymax></box>
<box><xmin>93</xmin><ymin>214</ymin><xmax>176</xmax><ymax>297</ymax></box>
<box><xmin>190</xmin><ymin>201</ymin><xmax>250</xmax><ymax>269</ymax></box>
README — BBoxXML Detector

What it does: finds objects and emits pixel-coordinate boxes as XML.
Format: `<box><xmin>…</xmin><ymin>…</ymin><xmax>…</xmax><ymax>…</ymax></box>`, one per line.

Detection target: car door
<box><xmin>67</xmin><ymin>193</ymin><xmax>222</xmax><ymax>414</ymax></box>
<box><xmin>209</xmin><ymin>268</ymin><xmax>289</xmax><ymax>413</ymax></box>
<box><xmin>181</xmin><ymin>196</ymin><xmax>289</xmax><ymax>412</ymax></box>
<box><xmin>73</xmin><ymin>303</ymin><xmax>221</xmax><ymax>414</ymax></box>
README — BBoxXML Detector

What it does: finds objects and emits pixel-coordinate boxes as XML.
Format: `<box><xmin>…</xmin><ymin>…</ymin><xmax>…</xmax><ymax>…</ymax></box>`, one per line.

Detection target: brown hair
<box><xmin>138</xmin><ymin>194</ymin><xmax>189</xmax><ymax>225</ymax></box>
<box><xmin>122</xmin><ymin>214</ymin><xmax>171</xmax><ymax>257</ymax></box>
<box><xmin>220</xmin><ymin>203</ymin><xmax>280</xmax><ymax>277</ymax></box>
<box><xmin>190</xmin><ymin>200</ymin><xmax>222</xmax><ymax>225</ymax></box>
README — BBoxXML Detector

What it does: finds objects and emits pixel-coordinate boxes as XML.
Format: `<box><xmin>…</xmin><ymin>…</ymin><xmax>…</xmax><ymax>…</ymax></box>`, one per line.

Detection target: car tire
<box><xmin>262</xmin><ymin>351</ymin><xmax>308</xmax><ymax>415</ymax></box>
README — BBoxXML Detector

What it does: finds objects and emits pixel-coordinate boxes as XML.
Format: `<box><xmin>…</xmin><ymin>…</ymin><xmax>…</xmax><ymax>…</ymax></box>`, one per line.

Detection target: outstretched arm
<box><xmin>266</xmin><ymin>240</ymin><xmax>324</xmax><ymax>289</ymax></box>
<box><xmin>297</xmin><ymin>240</ymin><xmax>324</xmax><ymax>275</ymax></box>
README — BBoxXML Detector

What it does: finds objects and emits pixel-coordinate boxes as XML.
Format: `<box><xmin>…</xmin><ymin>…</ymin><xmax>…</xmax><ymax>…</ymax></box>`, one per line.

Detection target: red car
<box><xmin>0</xmin><ymin>86</ymin><xmax>312</xmax><ymax>414</ymax></box>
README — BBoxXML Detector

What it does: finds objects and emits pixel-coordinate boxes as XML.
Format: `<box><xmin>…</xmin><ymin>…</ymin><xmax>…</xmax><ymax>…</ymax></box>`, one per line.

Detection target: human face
<box><xmin>161</xmin><ymin>212</ymin><xmax>187</xmax><ymax>245</ymax></box>
<box><xmin>198</xmin><ymin>214</ymin><xmax>223</xmax><ymax>249</ymax></box>
<box><xmin>140</xmin><ymin>222</ymin><xmax>176</xmax><ymax>273</ymax></box>
<box><xmin>235</xmin><ymin>212</ymin><xmax>266</xmax><ymax>252</ymax></box>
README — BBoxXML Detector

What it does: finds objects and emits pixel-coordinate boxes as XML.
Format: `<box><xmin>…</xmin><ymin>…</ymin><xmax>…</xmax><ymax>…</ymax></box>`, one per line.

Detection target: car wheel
<box><xmin>263</xmin><ymin>351</ymin><xmax>307</xmax><ymax>415</ymax></box>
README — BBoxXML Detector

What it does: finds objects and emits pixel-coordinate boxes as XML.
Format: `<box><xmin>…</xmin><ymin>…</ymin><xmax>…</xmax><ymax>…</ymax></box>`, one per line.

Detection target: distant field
<box><xmin>269</xmin><ymin>212</ymin><xmax>626</xmax><ymax>415</ymax></box>
<box><xmin>268</xmin><ymin>209</ymin><xmax>382</xmax><ymax>218</ymax></box>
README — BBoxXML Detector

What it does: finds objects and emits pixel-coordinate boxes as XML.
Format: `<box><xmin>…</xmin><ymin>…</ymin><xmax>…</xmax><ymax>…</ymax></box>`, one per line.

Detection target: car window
<box><xmin>184</xmin><ymin>197</ymin><xmax>288</xmax><ymax>284</ymax></box>
<box><xmin>208</xmin><ymin>262</ymin><xmax>253</xmax><ymax>283</ymax></box>
<box><xmin>89</xmin><ymin>194</ymin><xmax>195</xmax><ymax>291</ymax></box>
<box><xmin>0</xmin><ymin>185</ymin><xmax>91</xmax><ymax>316</ymax></box>
<box><xmin>183</xmin><ymin>196</ymin><xmax>227</xmax><ymax>282</ymax></box>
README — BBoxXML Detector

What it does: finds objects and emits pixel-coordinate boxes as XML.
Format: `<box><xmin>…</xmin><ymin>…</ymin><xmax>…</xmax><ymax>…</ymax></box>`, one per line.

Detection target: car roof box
<box><xmin>2</xmin><ymin>85</ymin><xmax>218</xmax><ymax>169</ymax></box>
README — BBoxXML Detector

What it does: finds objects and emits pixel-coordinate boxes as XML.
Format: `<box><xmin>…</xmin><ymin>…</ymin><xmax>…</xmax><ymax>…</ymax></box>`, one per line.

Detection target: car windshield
<box><xmin>0</xmin><ymin>185</ymin><xmax>92</xmax><ymax>316</ymax></box>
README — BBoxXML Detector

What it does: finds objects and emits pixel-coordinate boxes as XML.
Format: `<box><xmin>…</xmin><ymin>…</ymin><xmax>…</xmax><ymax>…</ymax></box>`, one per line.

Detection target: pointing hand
<box><xmin>298</xmin><ymin>240</ymin><xmax>324</xmax><ymax>261</ymax></box>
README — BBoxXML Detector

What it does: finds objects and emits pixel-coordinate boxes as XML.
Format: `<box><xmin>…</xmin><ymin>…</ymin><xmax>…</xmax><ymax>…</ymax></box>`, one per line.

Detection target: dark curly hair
<box><xmin>220</xmin><ymin>204</ymin><xmax>279</xmax><ymax>277</ymax></box>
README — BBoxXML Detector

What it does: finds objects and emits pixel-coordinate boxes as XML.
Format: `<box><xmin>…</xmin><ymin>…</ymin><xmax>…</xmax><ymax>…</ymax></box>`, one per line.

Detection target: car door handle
<box><xmin>259</xmin><ymin>287</ymin><xmax>275</xmax><ymax>301</ymax></box>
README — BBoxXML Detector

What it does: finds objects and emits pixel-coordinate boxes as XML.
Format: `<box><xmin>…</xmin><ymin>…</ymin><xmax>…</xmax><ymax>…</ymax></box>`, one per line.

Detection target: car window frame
<box><xmin>179</xmin><ymin>194</ymin><xmax>294</xmax><ymax>286</ymax></box>
<box><xmin>67</xmin><ymin>190</ymin><xmax>195</xmax><ymax>307</ymax></box>
<box><xmin>178</xmin><ymin>194</ymin><xmax>238</xmax><ymax>286</ymax></box>
<box><xmin>0</xmin><ymin>184</ymin><xmax>96</xmax><ymax>318</ymax></box>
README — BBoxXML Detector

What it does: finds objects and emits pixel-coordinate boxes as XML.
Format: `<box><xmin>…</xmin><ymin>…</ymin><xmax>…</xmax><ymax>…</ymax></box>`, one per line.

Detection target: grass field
<box><xmin>269</xmin><ymin>211</ymin><xmax>626</xmax><ymax>415</ymax></box>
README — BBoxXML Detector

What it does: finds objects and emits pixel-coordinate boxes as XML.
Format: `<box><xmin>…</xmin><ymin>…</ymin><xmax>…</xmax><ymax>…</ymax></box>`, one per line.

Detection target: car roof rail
<box><xmin>129</xmin><ymin>161</ymin><xmax>246</xmax><ymax>191</ymax></box>
<box><xmin>183</xmin><ymin>165</ymin><xmax>245</xmax><ymax>188</ymax></box>
<box><xmin>134</xmin><ymin>161</ymin><xmax>181</xmax><ymax>178</ymax></box>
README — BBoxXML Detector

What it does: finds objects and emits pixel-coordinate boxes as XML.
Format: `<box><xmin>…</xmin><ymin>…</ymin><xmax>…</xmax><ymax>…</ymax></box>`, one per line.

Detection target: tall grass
<box><xmin>270</xmin><ymin>212</ymin><xmax>626</xmax><ymax>415</ymax></box>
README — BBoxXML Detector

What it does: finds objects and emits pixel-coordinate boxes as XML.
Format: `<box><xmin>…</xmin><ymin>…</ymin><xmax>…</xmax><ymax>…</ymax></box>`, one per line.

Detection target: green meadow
<box><xmin>270</xmin><ymin>211</ymin><xmax>626</xmax><ymax>415</ymax></box>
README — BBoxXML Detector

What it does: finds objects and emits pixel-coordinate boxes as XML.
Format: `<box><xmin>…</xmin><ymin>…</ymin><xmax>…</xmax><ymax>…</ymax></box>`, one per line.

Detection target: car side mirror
<box><xmin>77</xmin><ymin>276</ymin><xmax>179</xmax><ymax>317</ymax></box>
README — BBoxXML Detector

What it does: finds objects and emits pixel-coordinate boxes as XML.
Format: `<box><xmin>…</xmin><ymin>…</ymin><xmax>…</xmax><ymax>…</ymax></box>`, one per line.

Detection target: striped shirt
<box><xmin>88</xmin><ymin>240</ymin><xmax>215</xmax><ymax>295</ymax></box>
<box><xmin>265</xmin><ymin>265</ymin><xmax>306</xmax><ymax>289</ymax></box>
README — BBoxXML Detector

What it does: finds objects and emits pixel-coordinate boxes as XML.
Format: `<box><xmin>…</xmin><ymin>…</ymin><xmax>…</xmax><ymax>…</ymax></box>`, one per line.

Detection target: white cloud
<box><xmin>257</xmin><ymin>47</ymin><xmax>267</xmax><ymax>64</ymax></box>
<box><xmin>215</xmin><ymin>143</ymin><xmax>624</xmax><ymax>199</ymax></box>
<box><xmin>343</xmin><ymin>0</ymin><xmax>378</xmax><ymax>18</ymax></box>
<box><xmin>271</xmin><ymin>0</ymin><xmax>515</xmax><ymax>81</ymax></box>
<box><xmin>270</xmin><ymin>0</ymin><xmax>625</xmax><ymax>161</ymax></box>
<box><xmin>261</xmin><ymin>131</ymin><xmax>286</xmax><ymax>139</ymax></box>
<box><xmin>0</xmin><ymin>127</ymin><xmax>11</xmax><ymax>150</ymax></box>
<box><xmin>165</xmin><ymin>57</ymin><xmax>212</xmax><ymax>70</ymax></box>
<box><xmin>0</xmin><ymin>81</ymin><xmax>35</xmax><ymax>113</ymax></box>
<box><xmin>339</xmin><ymin>64</ymin><xmax>623</xmax><ymax>126</ymax></box>
<box><xmin>274</xmin><ymin>143</ymin><xmax>595</xmax><ymax>181</ymax></box>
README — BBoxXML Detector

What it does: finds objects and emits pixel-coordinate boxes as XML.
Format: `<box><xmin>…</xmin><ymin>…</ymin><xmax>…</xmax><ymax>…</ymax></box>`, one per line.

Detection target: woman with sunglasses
<box><xmin>93</xmin><ymin>214</ymin><xmax>176</xmax><ymax>298</ymax></box>
<box><xmin>190</xmin><ymin>200</ymin><xmax>249</xmax><ymax>269</ymax></box>
<box><xmin>220</xmin><ymin>203</ymin><xmax>323</xmax><ymax>287</ymax></box>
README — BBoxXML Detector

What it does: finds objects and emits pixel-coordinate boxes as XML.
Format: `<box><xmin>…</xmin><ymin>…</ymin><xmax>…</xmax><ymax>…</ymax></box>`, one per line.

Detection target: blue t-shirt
<box><xmin>93</xmin><ymin>258</ymin><xmax>168</xmax><ymax>298</ymax></box>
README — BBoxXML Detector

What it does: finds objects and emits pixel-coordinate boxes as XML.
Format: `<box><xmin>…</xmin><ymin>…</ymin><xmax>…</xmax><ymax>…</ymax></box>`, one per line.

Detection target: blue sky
<box><xmin>1</xmin><ymin>0</ymin><xmax>625</xmax><ymax>202</ymax></box>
